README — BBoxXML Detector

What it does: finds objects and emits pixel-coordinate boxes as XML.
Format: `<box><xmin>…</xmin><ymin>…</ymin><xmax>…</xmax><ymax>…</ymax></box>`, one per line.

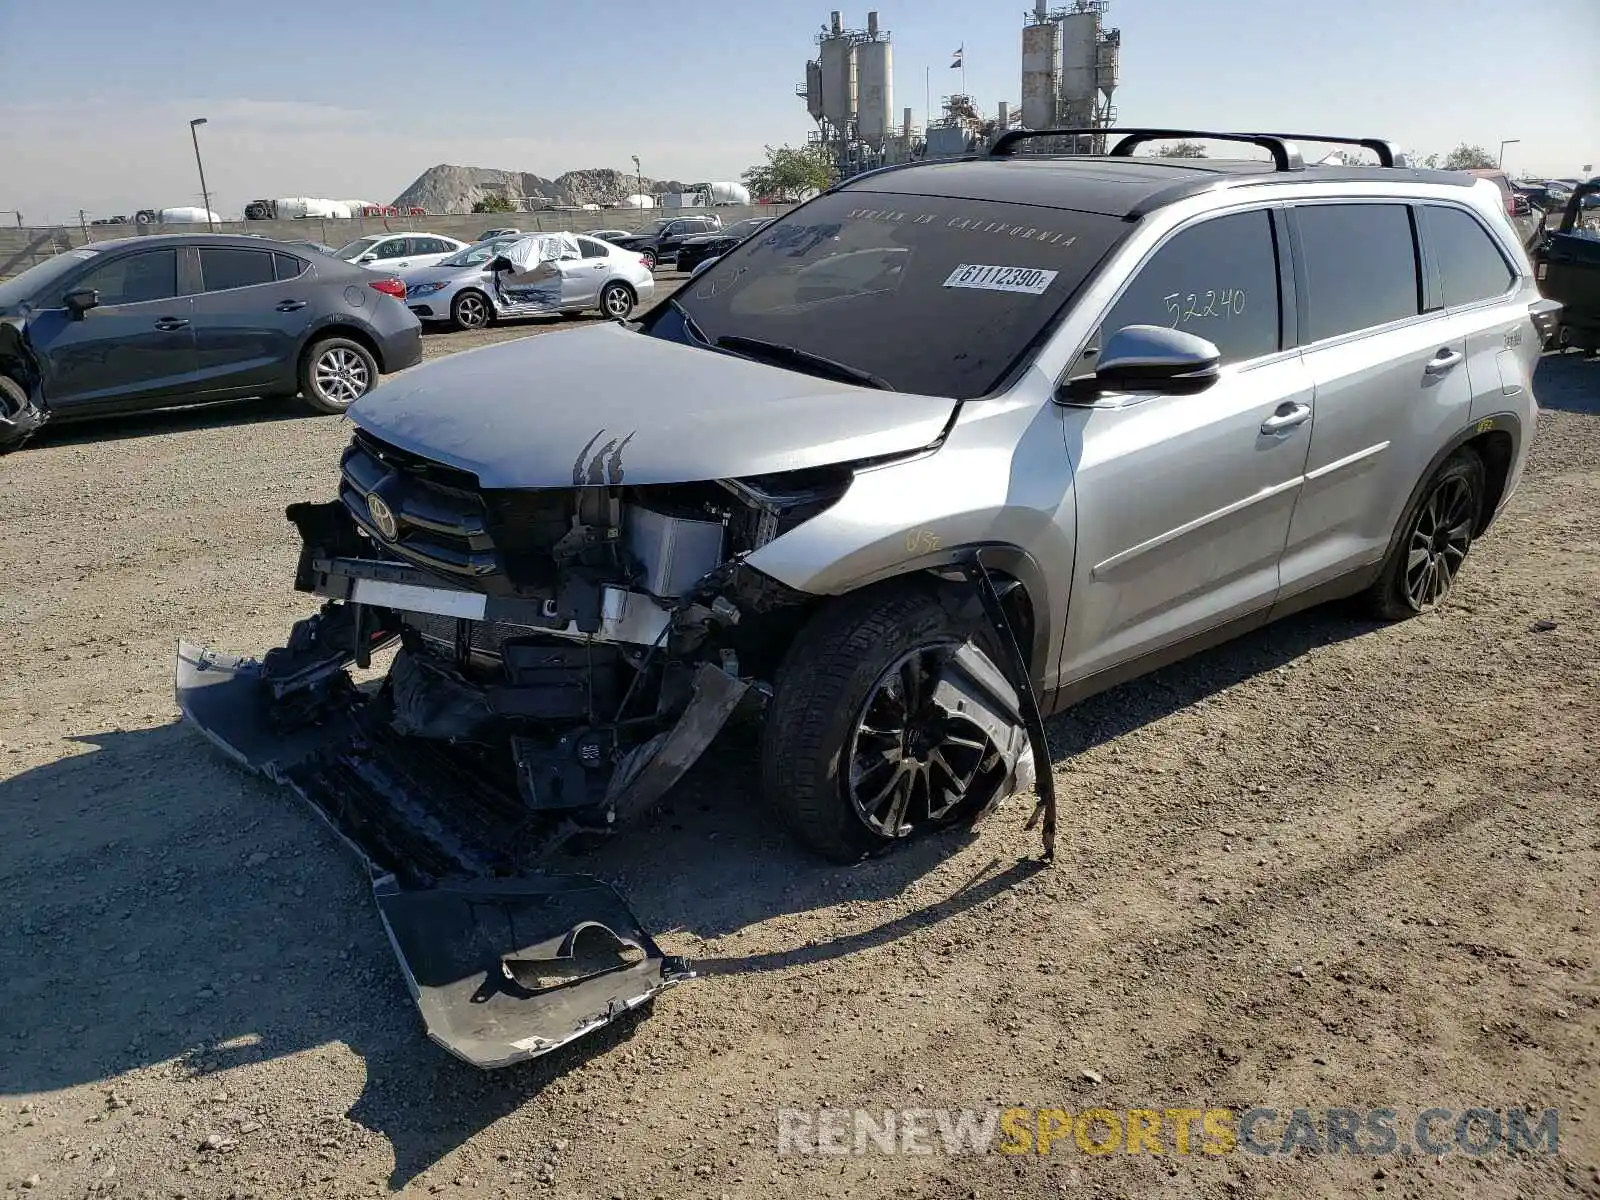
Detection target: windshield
<box><xmin>440</xmin><ymin>236</ymin><xmax>524</xmax><ymax>268</ymax></box>
<box><xmin>0</xmin><ymin>247</ymin><xmax>100</xmax><ymax>309</ymax></box>
<box><xmin>721</xmin><ymin>218</ymin><xmax>768</xmax><ymax>239</ymax></box>
<box><xmin>659</xmin><ymin>191</ymin><xmax>1127</xmax><ymax>398</ymax></box>
<box><xmin>334</xmin><ymin>235</ymin><xmax>385</xmax><ymax>259</ymax></box>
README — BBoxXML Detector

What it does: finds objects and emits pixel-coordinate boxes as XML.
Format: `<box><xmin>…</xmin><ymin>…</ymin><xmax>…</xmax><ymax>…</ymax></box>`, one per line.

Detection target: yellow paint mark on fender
<box><xmin>905</xmin><ymin>529</ymin><xmax>942</xmax><ymax>555</ymax></box>
<box><xmin>1476</xmin><ymin>418</ymin><xmax>1495</xmax><ymax>433</ymax></box>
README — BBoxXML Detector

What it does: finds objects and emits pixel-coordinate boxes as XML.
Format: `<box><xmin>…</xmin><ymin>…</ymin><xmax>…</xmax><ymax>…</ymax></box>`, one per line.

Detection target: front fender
<box><xmin>746</xmin><ymin>387</ymin><xmax>1075</xmax><ymax>693</ymax></box>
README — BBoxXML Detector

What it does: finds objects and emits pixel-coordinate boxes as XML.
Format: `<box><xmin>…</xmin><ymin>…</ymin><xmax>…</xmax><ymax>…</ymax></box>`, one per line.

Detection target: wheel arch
<box><xmin>1377</xmin><ymin>411</ymin><xmax>1523</xmax><ymax>571</ymax></box>
<box><xmin>803</xmin><ymin>541</ymin><xmax>1056</xmax><ymax>695</ymax></box>
<box><xmin>299</xmin><ymin>323</ymin><xmax>385</xmax><ymax>373</ymax></box>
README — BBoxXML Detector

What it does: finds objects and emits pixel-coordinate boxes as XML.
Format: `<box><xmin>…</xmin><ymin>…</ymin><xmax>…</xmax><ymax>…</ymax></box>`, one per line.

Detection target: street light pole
<box><xmin>632</xmin><ymin>155</ymin><xmax>642</xmax><ymax>208</ymax></box>
<box><xmin>1498</xmin><ymin>138</ymin><xmax>1520</xmax><ymax>170</ymax></box>
<box><xmin>189</xmin><ymin>117</ymin><xmax>215</xmax><ymax>232</ymax></box>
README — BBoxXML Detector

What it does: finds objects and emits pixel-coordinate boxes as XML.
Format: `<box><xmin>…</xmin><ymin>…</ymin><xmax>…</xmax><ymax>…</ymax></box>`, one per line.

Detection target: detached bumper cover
<box><xmin>175</xmin><ymin>639</ymin><xmax>693</xmax><ymax>1069</ymax></box>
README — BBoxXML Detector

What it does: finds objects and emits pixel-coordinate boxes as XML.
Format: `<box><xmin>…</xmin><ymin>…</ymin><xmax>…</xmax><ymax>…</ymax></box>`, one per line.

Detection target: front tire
<box><xmin>449</xmin><ymin>289</ymin><xmax>492</xmax><ymax>331</ymax></box>
<box><xmin>761</xmin><ymin>582</ymin><xmax>1015</xmax><ymax>863</ymax></box>
<box><xmin>1360</xmin><ymin>447</ymin><xmax>1485</xmax><ymax>620</ymax></box>
<box><xmin>599</xmin><ymin>281</ymin><xmax>635</xmax><ymax>320</ymax></box>
<box><xmin>299</xmin><ymin>336</ymin><xmax>377</xmax><ymax>415</ymax></box>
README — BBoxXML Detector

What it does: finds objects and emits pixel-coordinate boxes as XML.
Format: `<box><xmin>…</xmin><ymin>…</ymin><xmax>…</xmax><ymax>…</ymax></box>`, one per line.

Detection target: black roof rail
<box><xmin>988</xmin><ymin>127</ymin><xmax>1306</xmax><ymax>171</ymax></box>
<box><xmin>1240</xmin><ymin>133</ymin><xmax>1402</xmax><ymax>168</ymax></box>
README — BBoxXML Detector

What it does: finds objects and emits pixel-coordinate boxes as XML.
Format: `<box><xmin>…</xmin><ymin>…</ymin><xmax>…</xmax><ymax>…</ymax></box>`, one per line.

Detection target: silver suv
<box><xmin>178</xmin><ymin>129</ymin><xmax>1554</xmax><ymax>1068</ymax></box>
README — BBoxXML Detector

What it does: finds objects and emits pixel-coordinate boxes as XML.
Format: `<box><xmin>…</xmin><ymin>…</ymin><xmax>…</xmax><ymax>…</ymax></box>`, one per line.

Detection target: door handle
<box><xmin>276</xmin><ymin>300</ymin><xmax>307</xmax><ymax>312</ymax></box>
<box><xmin>394</xmin><ymin>261</ymin><xmax>409</xmax><ymax>268</ymax></box>
<box><xmin>153</xmin><ymin>318</ymin><xmax>189</xmax><ymax>331</ymax></box>
<box><xmin>1260</xmin><ymin>402</ymin><xmax>1312</xmax><ymax>435</ymax></box>
<box><xmin>593</xmin><ymin>264</ymin><xmax>607</xmax><ymax>270</ymax></box>
<box><xmin>1424</xmin><ymin>348</ymin><xmax>1464</xmax><ymax>375</ymax></box>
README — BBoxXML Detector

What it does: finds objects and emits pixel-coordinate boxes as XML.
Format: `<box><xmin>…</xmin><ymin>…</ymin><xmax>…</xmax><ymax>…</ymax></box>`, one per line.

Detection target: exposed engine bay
<box><xmin>177</xmin><ymin>427</ymin><xmax>1043</xmax><ymax>1068</ymax></box>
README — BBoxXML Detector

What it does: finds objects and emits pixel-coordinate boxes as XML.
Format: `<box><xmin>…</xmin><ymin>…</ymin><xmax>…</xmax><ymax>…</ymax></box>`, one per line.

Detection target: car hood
<box><xmin>680</xmin><ymin>232</ymin><xmax>729</xmax><ymax>246</ymax></box>
<box><xmin>348</xmin><ymin>322</ymin><xmax>957</xmax><ymax>488</ymax></box>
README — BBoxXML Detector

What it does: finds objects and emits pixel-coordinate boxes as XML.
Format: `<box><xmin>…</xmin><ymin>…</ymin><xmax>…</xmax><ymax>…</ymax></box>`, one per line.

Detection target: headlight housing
<box><xmin>407</xmin><ymin>281</ymin><xmax>448</xmax><ymax>298</ymax></box>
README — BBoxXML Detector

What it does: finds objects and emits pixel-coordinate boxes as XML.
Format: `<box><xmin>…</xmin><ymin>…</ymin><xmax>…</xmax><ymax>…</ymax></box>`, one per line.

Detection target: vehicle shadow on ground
<box><xmin>1533</xmin><ymin>351</ymin><xmax>1599</xmax><ymax>413</ymax></box>
<box><xmin>25</xmin><ymin>394</ymin><xmax>330</xmax><ymax>448</ymax></box>
<box><xmin>0</xmin><ymin>603</ymin><xmax>1376</xmax><ymax>1188</ymax></box>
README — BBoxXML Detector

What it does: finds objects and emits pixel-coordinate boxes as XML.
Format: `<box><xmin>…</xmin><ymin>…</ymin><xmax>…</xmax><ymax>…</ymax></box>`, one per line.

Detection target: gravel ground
<box><xmin>0</xmin><ymin>302</ymin><xmax>1596</xmax><ymax>1199</ymax></box>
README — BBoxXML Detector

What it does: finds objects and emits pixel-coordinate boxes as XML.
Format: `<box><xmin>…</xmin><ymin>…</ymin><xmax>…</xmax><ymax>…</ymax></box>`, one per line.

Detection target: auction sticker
<box><xmin>942</xmin><ymin>264</ymin><xmax>1058</xmax><ymax>294</ymax></box>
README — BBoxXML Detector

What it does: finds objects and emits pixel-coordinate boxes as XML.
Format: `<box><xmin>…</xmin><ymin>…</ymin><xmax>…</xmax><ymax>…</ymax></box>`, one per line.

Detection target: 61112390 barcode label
<box><xmin>941</xmin><ymin>264</ymin><xmax>1059</xmax><ymax>295</ymax></box>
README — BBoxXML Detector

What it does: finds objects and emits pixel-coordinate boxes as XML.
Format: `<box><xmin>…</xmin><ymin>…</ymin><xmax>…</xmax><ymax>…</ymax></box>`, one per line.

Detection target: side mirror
<box><xmin>690</xmin><ymin>256</ymin><xmax>720</xmax><ymax>280</ymax></box>
<box><xmin>64</xmin><ymin>288</ymin><xmax>100</xmax><ymax>318</ymax></box>
<box><xmin>1058</xmin><ymin>324</ymin><xmax>1221</xmax><ymax>402</ymax></box>
<box><xmin>357</xmin><ymin>253</ymin><xmax>377</xmax><ymax>264</ymax></box>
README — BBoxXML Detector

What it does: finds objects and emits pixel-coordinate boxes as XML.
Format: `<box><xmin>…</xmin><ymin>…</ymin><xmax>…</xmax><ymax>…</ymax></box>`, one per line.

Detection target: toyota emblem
<box><xmin>367</xmin><ymin>493</ymin><xmax>398</xmax><ymax>540</ymax></box>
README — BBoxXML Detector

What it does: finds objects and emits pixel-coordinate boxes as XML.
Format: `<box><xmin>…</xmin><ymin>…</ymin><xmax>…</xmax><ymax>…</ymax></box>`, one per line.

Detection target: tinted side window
<box><xmin>1424</xmin><ymin>206</ymin><xmax>1515</xmax><ymax>306</ymax></box>
<box><xmin>1296</xmin><ymin>204</ymin><xmax>1420</xmax><ymax>342</ymax></box>
<box><xmin>74</xmin><ymin>249</ymin><xmax>179</xmax><ymax>305</ymax></box>
<box><xmin>274</xmin><ymin>252</ymin><xmax>308</xmax><ymax>280</ymax></box>
<box><xmin>1099</xmin><ymin>209</ymin><xmax>1281</xmax><ymax>364</ymax></box>
<box><xmin>373</xmin><ymin>239</ymin><xmax>404</xmax><ymax>259</ymax></box>
<box><xmin>579</xmin><ymin>238</ymin><xmax>609</xmax><ymax>259</ymax></box>
<box><xmin>198</xmin><ymin>247</ymin><xmax>275</xmax><ymax>292</ymax></box>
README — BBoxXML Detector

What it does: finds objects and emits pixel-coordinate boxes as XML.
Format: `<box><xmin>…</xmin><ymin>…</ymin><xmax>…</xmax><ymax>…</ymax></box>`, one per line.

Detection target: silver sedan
<box><xmin>400</xmin><ymin>234</ymin><xmax>655</xmax><ymax>331</ymax></box>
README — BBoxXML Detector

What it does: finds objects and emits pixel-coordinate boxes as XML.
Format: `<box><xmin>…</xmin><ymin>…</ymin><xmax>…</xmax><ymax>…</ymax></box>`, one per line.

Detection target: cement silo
<box><xmin>818</xmin><ymin>12</ymin><xmax>857</xmax><ymax>131</ymax></box>
<box><xmin>1059</xmin><ymin>10</ymin><xmax>1100</xmax><ymax>126</ymax></box>
<box><xmin>803</xmin><ymin>60</ymin><xmax>824</xmax><ymax>119</ymax></box>
<box><xmin>855</xmin><ymin>12</ymin><xmax>893</xmax><ymax>144</ymax></box>
<box><xmin>1021</xmin><ymin>14</ymin><xmax>1061</xmax><ymax>130</ymax></box>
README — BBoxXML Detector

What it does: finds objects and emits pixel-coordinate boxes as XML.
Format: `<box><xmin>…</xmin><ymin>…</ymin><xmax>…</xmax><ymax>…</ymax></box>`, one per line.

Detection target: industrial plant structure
<box><xmin>796</xmin><ymin>3</ymin><xmax>1122</xmax><ymax>179</ymax></box>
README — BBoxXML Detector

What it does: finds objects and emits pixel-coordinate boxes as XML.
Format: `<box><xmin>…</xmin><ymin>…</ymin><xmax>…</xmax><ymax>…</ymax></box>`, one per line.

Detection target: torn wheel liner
<box><xmin>174</xmin><ymin>639</ymin><xmax>694</xmax><ymax>1069</ymax></box>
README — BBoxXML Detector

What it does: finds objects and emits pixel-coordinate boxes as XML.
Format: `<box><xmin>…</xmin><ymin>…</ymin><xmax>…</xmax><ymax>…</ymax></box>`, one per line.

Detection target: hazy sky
<box><xmin>2</xmin><ymin>0</ymin><xmax>1595</xmax><ymax>223</ymax></box>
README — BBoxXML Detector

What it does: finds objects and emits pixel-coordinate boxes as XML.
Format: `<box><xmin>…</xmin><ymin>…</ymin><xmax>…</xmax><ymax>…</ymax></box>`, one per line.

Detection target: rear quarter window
<box><xmin>1423</xmin><ymin>206</ymin><xmax>1515</xmax><ymax>306</ymax></box>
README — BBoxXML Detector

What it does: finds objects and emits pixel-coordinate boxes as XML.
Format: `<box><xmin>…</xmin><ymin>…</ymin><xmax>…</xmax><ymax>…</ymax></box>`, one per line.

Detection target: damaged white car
<box><xmin>177</xmin><ymin>128</ymin><xmax>1542</xmax><ymax>1069</ymax></box>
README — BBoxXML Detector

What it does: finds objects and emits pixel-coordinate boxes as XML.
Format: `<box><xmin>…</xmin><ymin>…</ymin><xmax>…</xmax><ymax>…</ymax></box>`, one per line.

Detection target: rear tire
<box><xmin>639</xmin><ymin>250</ymin><xmax>657</xmax><ymax>271</ymax></box>
<box><xmin>599</xmin><ymin>281</ymin><xmax>635</xmax><ymax>320</ymax></box>
<box><xmin>299</xmin><ymin>336</ymin><xmax>378</xmax><ymax>415</ymax></box>
<box><xmin>761</xmin><ymin>581</ymin><xmax>1015</xmax><ymax>863</ymax></box>
<box><xmin>449</xmin><ymin>289</ymin><xmax>492</xmax><ymax>332</ymax></box>
<box><xmin>1359</xmin><ymin>447</ymin><xmax>1485</xmax><ymax>621</ymax></box>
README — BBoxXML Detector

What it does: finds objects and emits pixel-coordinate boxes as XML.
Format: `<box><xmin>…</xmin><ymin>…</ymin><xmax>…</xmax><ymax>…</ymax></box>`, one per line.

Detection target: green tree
<box><xmin>1443</xmin><ymin>143</ymin><xmax>1496</xmax><ymax>170</ymax></box>
<box><xmin>472</xmin><ymin>194</ymin><xmax>515</xmax><ymax>214</ymax></box>
<box><xmin>1156</xmin><ymin>140</ymin><xmax>1207</xmax><ymax>158</ymax></box>
<box><xmin>742</xmin><ymin>143</ymin><xmax>836</xmax><ymax>201</ymax></box>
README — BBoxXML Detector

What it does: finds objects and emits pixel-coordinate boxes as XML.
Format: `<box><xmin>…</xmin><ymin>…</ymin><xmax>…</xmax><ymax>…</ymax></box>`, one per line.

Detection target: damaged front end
<box><xmin>0</xmin><ymin>318</ymin><xmax>50</xmax><ymax>454</ymax></box>
<box><xmin>177</xmin><ymin>427</ymin><xmax>852</xmax><ymax>1067</ymax></box>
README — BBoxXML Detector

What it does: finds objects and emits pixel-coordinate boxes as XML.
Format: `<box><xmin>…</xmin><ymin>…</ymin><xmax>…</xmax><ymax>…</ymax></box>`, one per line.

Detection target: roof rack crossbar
<box><xmin>988</xmin><ymin>127</ymin><xmax>1305</xmax><ymax>172</ymax></box>
<box><xmin>1240</xmin><ymin>133</ymin><xmax>1400</xmax><ymax>168</ymax></box>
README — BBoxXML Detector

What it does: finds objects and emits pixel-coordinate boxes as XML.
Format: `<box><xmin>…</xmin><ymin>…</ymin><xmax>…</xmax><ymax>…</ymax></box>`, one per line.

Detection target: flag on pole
<box><xmin>949</xmin><ymin>45</ymin><xmax>963</xmax><ymax>68</ymax></box>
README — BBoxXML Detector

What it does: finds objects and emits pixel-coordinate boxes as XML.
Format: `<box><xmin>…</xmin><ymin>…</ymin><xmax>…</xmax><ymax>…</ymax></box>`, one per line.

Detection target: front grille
<box><xmin>340</xmin><ymin>431</ymin><xmax>500</xmax><ymax>579</ymax></box>
<box><xmin>339</xmin><ymin>430</ymin><xmax>577</xmax><ymax>593</ymax></box>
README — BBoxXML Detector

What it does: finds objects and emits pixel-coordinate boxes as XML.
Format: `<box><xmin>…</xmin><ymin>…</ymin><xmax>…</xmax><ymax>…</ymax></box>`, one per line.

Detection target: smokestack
<box><xmin>866</xmin><ymin>10</ymin><xmax>878</xmax><ymax>36</ymax></box>
<box><xmin>830</xmin><ymin>10</ymin><xmax>842</xmax><ymax>34</ymax></box>
<box><xmin>903</xmin><ymin>106</ymin><xmax>912</xmax><ymax>137</ymax></box>
<box><xmin>1035</xmin><ymin>0</ymin><xmax>1048</xmax><ymax>16</ymax></box>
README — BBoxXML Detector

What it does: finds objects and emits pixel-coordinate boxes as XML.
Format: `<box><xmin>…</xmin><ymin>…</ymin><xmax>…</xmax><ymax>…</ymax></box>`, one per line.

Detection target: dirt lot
<box><xmin>0</xmin><ymin>299</ymin><xmax>1596</xmax><ymax>1199</ymax></box>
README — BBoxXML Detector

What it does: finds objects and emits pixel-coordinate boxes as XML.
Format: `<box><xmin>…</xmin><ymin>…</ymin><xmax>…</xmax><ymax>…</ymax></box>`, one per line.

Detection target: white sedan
<box><xmin>399</xmin><ymin>233</ymin><xmax>655</xmax><ymax>330</ymax></box>
<box><xmin>333</xmin><ymin>232</ymin><xmax>470</xmax><ymax>273</ymax></box>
